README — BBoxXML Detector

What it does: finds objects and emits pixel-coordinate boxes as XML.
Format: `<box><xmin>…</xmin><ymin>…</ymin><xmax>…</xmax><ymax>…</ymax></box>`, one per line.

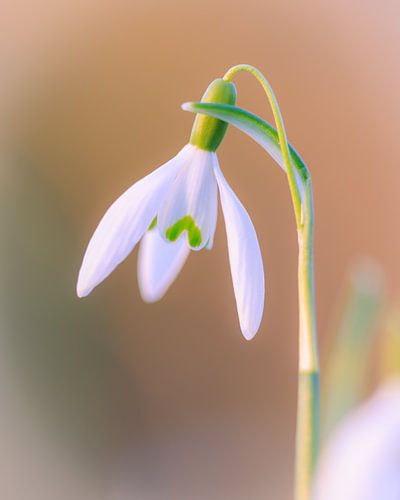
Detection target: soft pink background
<box><xmin>1</xmin><ymin>1</ymin><xmax>399</xmax><ymax>499</ymax></box>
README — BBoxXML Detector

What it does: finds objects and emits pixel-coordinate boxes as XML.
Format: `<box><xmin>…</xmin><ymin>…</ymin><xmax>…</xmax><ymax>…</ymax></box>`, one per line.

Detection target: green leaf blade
<box><xmin>182</xmin><ymin>102</ymin><xmax>309</xmax><ymax>183</ymax></box>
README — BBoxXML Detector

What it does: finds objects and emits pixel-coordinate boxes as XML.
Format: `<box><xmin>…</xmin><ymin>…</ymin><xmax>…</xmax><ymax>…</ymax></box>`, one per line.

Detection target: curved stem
<box><xmin>224</xmin><ymin>65</ymin><xmax>319</xmax><ymax>499</ymax></box>
<box><xmin>224</xmin><ymin>64</ymin><xmax>303</xmax><ymax>228</ymax></box>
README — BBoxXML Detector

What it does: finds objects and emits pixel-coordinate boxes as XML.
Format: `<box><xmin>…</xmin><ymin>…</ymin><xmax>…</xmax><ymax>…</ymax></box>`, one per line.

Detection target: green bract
<box><xmin>184</xmin><ymin>101</ymin><xmax>309</xmax><ymax>184</ymax></box>
<box><xmin>189</xmin><ymin>79</ymin><xmax>237</xmax><ymax>152</ymax></box>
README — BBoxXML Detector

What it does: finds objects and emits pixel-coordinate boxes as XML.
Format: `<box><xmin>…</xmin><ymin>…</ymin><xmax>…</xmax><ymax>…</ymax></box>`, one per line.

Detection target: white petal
<box><xmin>77</xmin><ymin>147</ymin><xmax>190</xmax><ymax>297</ymax></box>
<box><xmin>158</xmin><ymin>145</ymin><xmax>218</xmax><ymax>251</ymax></box>
<box><xmin>213</xmin><ymin>159</ymin><xmax>265</xmax><ymax>340</ymax></box>
<box><xmin>314</xmin><ymin>381</ymin><xmax>400</xmax><ymax>500</ymax></box>
<box><xmin>137</xmin><ymin>228</ymin><xmax>190</xmax><ymax>303</ymax></box>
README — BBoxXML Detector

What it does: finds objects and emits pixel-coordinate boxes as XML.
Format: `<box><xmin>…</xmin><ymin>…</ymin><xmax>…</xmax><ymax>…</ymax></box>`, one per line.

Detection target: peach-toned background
<box><xmin>1</xmin><ymin>1</ymin><xmax>399</xmax><ymax>499</ymax></box>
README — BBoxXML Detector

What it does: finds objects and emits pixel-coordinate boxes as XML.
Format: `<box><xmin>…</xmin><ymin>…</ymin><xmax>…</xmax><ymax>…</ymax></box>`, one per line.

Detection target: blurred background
<box><xmin>1</xmin><ymin>1</ymin><xmax>400</xmax><ymax>499</ymax></box>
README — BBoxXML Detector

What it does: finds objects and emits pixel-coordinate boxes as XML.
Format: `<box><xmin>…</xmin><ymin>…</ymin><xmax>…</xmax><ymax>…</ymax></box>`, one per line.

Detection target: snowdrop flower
<box><xmin>314</xmin><ymin>379</ymin><xmax>400</xmax><ymax>500</ymax></box>
<box><xmin>77</xmin><ymin>78</ymin><xmax>264</xmax><ymax>339</ymax></box>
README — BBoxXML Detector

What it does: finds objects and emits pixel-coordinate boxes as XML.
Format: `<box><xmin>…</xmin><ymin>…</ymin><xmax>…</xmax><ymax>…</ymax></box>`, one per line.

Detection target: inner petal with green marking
<box><xmin>157</xmin><ymin>145</ymin><xmax>218</xmax><ymax>251</ymax></box>
<box><xmin>166</xmin><ymin>215</ymin><xmax>202</xmax><ymax>247</ymax></box>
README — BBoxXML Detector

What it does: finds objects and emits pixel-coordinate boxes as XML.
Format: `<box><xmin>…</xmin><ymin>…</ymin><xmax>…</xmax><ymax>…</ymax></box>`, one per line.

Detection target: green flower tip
<box><xmin>189</xmin><ymin>78</ymin><xmax>236</xmax><ymax>152</ymax></box>
<box><xmin>166</xmin><ymin>215</ymin><xmax>202</xmax><ymax>247</ymax></box>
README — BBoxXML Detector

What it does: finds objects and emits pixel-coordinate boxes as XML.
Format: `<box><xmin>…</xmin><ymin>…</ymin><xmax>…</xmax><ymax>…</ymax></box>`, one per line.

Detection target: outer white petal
<box><xmin>137</xmin><ymin>228</ymin><xmax>190</xmax><ymax>303</ymax></box>
<box><xmin>213</xmin><ymin>158</ymin><xmax>265</xmax><ymax>340</ymax></box>
<box><xmin>314</xmin><ymin>380</ymin><xmax>400</xmax><ymax>500</ymax></box>
<box><xmin>158</xmin><ymin>145</ymin><xmax>218</xmax><ymax>251</ymax></box>
<box><xmin>77</xmin><ymin>147</ymin><xmax>190</xmax><ymax>297</ymax></box>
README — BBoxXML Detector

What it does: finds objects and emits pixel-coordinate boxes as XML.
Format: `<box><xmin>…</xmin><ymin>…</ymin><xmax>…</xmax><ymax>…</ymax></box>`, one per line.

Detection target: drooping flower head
<box><xmin>77</xmin><ymin>77</ymin><xmax>265</xmax><ymax>339</ymax></box>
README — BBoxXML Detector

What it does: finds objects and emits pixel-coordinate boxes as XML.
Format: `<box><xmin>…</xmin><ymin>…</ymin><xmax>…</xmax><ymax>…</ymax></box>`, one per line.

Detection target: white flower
<box><xmin>314</xmin><ymin>380</ymin><xmax>400</xmax><ymax>500</ymax></box>
<box><xmin>77</xmin><ymin>78</ymin><xmax>264</xmax><ymax>340</ymax></box>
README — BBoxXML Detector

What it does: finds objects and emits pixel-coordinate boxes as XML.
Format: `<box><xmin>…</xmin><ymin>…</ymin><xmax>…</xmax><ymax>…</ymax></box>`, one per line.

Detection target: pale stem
<box><xmin>296</xmin><ymin>180</ymin><xmax>319</xmax><ymax>500</ymax></box>
<box><xmin>224</xmin><ymin>64</ymin><xmax>319</xmax><ymax>500</ymax></box>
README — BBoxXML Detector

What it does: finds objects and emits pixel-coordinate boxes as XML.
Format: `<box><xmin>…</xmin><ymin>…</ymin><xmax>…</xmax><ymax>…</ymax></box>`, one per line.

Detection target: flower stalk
<box><xmin>223</xmin><ymin>64</ymin><xmax>303</xmax><ymax>228</ymax></box>
<box><xmin>296</xmin><ymin>179</ymin><xmax>319</xmax><ymax>500</ymax></box>
<box><xmin>222</xmin><ymin>64</ymin><xmax>320</xmax><ymax>499</ymax></box>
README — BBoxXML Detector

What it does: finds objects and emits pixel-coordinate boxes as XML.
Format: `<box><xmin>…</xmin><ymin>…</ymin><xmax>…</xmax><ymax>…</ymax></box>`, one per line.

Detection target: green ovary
<box><xmin>190</xmin><ymin>78</ymin><xmax>237</xmax><ymax>152</ymax></box>
<box><xmin>166</xmin><ymin>216</ymin><xmax>202</xmax><ymax>247</ymax></box>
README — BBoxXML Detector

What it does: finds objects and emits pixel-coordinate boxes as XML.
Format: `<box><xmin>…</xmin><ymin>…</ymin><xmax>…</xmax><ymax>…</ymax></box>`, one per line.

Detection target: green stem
<box><xmin>223</xmin><ymin>64</ymin><xmax>302</xmax><ymax>228</ymax></box>
<box><xmin>224</xmin><ymin>65</ymin><xmax>319</xmax><ymax>499</ymax></box>
<box><xmin>296</xmin><ymin>180</ymin><xmax>319</xmax><ymax>500</ymax></box>
<box><xmin>296</xmin><ymin>371</ymin><xmax>319</xmax><ymax>500</ymax></box>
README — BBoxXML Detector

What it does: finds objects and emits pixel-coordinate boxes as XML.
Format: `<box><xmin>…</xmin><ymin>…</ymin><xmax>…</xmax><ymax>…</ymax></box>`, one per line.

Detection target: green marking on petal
<box><xmin>166</xmin><ymin>216</ymin><xmax>202</xmax><ymax>247</ymax></box>
<box><xmin>148</xmin><ymin>216</ymin><xmax>157</xmax><ymax>230</ymax></box>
